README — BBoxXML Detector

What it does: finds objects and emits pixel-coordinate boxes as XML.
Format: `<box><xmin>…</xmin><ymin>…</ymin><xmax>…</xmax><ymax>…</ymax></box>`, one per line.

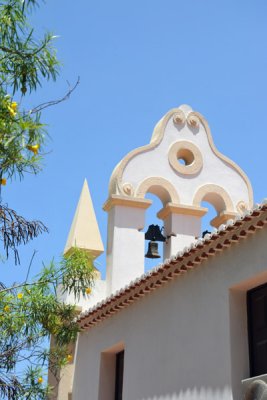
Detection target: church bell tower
<box><xmin>104</xmin><ymin>104</ymin><xmax>253</xmax><ymax>295</ymax></box>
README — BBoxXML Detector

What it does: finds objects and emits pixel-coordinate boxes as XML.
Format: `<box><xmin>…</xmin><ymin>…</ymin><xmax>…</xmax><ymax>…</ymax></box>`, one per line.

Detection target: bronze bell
<box><xmin>144</xmin><ymin>224</ymin><xmax>166</xmax><ymax>259</ymax></box>
<box><xmin>145</xmin><ymin>224</ymin><xmax>166</xmax><ymax>242</ymax></box>
<box><xmin>145</xmin><ymin>240</ymin><xmax>161</xmax><ymax>259</ymax></box>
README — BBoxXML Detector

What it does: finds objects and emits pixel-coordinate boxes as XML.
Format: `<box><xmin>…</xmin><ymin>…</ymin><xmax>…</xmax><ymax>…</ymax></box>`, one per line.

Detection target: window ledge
<box><xmin>242</xmin><ymin>373</ymin><xmax>267</xmax><ymax>393</ymax></box>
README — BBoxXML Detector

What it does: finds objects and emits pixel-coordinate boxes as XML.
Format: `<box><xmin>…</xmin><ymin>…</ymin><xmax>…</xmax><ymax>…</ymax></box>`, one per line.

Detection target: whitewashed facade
<box><xmin>54</xmin><ymin>106</ymin><xmax>267</xmax><ymax>400</ymax></box>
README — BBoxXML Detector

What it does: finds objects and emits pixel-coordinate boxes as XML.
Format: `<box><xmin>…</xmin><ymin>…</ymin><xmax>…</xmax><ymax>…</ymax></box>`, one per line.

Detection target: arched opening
<box><xmin>200</xmin><ymin>201</ymin><xmax>217</xmax><ymax>235</ymax></box>
<box><xmin>201</xmin><ymin>192</ymin><xmax>227</xmax><ymax>215</ymax></box>
<box><xmin>135</xmin><ymin>177</ymin><xmax>180</xmax><ymax>206</ymax></box>
<box><xmin>143</xmin><ymin>192</ymin><xmax>165</xmax><ymax>272</ymax></box>
<box><xmin>193</xmin><ymin>184</ymin><xmax>235</xmax><ymax>231</ymax></box>
<box><xmin>199</xmin><ymin>192</ymin><xmax>226</xmax><ymax>234</ymax></box>
<box><xmin>144</xmin><ymin>185</ymin><xmax>172</xmax><ymax>206</ymax></box>
<box><xmin>193</xmin><ymin>184</ymin><xmax>234</xmax><ymax>215</ymax></box>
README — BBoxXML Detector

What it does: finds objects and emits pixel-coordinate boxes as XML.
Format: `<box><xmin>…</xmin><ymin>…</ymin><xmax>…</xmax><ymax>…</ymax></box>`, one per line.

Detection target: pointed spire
<box><xmin>64</xmin><ymin>179</ymin><xmax>104</xmax><ymax>258</ymax></box>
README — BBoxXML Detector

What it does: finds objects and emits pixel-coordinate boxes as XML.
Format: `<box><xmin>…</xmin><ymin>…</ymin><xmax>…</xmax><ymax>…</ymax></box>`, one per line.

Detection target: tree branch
<box><xmin>30</xmin><ymin>77</ymin><xmax>80</xmax><ymax>114</ymax></box>
<box><xmin>0</xmin><ymin>204</ymin><xmax>48</xmax><ymax>264</ymax></box>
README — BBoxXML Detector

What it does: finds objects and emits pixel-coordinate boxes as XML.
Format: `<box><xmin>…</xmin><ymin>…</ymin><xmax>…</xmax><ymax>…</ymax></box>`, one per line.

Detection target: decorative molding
<box><xmin>157</xmin><ymin>203</ymin><xmax>208</xmax><ymax>220</ymax></box>
<box><xmin>168</xmin><ymin>140</ymin><xmax>203</xmax><ymax>175</ymax></box>
<box><xmin>135</xmin><ymin>177</ymin><xmax>180</xmax><ymax>204</ymax></box>
<box><xmin>122</xmin><ymin>183</ymin><xmax>134</xmax><ymax>196</ymax></box>
<box><xmin>210</xmin><ymin>211</ymin><xmax>238</xmax><ymax>228</ymax></box>
<box><xmin>237</xmin><ymin>200</ymin><xmax>249</xmax><ymax>214</ymax></box>
<box><xmin>103</xmin><ymin>195</ymin><xmax>152</xmax><ymax>212</ymax></box>
<box><xmin>193</xmin><ymin>184</ymin><xmax>235</xmax><ymax>213</ymax></box>
<box><xmin>107</xmin><ymin>107</ymin><xmax>253</xmax><ymax>208</ymax></box>
<box><xmin>173</xmin><ymin>110</ymin><xmax>186</xmax><ymax>125</ymax></box>
<box><xmin>187</xmin><ymin>112</ymin><xmax>200</xmax><ymax>128</ymax></box>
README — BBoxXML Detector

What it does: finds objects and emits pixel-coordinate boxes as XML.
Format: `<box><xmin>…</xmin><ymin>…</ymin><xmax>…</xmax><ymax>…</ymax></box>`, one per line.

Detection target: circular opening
<box><xmin>177</xmin><ymin>148</ymin><xmax>195</xmax><ymax>166</ymax></box>
<box><xmin>168</xmin><ymin>140</ymin><xmax>203</xmax><ymax>175</ymax></box>
<box><xmin>178</xmin><ymin>158</ymin><xmax>186</xmax><ymax>165</ymax></box>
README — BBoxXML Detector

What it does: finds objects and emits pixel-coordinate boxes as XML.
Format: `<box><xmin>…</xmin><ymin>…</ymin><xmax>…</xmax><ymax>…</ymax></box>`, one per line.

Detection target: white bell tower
<box><xmin>104</xmin><ymin>105</ymin><xmax>253</xmax><ymax>295</ymax></box>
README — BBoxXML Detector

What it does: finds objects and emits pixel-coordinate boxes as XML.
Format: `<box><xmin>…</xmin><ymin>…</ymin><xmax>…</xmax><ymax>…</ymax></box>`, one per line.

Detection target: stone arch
<box><xmin>193</xmin><ymin>184</ymin><xmax>234</xmax><ymax>214</ymax></box>
<box><xmin>135</xmin><ymin>177</ymin><xmax>180</xmax><ymax>206</ymax></box>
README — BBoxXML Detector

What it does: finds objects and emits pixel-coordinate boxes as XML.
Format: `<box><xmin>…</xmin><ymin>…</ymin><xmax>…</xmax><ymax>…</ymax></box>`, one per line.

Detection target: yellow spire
<box><xmin>64</xmin><ymin>179</ymin><xmax>104</xmax><ymax>258</ymax></box>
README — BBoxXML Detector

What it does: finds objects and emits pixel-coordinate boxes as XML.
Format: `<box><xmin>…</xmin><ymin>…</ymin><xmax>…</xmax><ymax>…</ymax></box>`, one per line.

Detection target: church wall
<box><xmin>106</xmin><ymin>205</ymin><xmax>147</xmax><ymax>294</ymax></box>
<box><xmin>72</xmin><ymin>228</ymin><xmax>267</xmax><ymax>400</ymax></box>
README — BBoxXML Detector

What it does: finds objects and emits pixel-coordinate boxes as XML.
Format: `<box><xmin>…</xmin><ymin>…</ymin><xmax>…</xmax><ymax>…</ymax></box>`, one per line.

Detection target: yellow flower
<box><xmin>4</xmin><ymin>305</ymin><xmax>10</xmax><ymax>312</ymax></box>
<box><xmin>10</xmin><ymin>102</ymin><xmax>17</xmax><ymax>111</ymax></box>
<box><xmin>7</xmin><ymin>104</ymin><xmax>16</xmax><ymax>117</ymax></box>
<box><xmin>1</xmin><ymin>178</ymin><xmax>6</xmax><ymax>186</ymax></box>
<box><xmin>27</xmin><ymin>144</ymin><xmax>40</xmax><ymax>155</ymax></box>
<box><xmin>67</xmin><ymin>354</ymin><xmax>73</xmax><ymax>363</ymax></box>
<box><xmin>37</xmin><ymin>377</ymin><xmax>43</xmax><ymax>384</ymax></box>
<box><xmin>17</xmin><ymin>293</ymin><xmax>23</xmax><ymax>299</ymax></box>
<box><xmin>85</xmin><ymin>287</ymin><xmax>92</xmax><ymax>295</ymax></box>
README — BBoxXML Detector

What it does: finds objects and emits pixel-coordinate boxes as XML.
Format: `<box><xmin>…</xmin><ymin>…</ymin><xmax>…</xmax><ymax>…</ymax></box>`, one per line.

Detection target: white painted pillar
<box><xmin>103</xmin><ymin>196</ymin><xmax>151</xmax><ymax>295</ymax></box>
<box><xmin>157</xmin><ymin>203</ymin><xmax>208</xmax><ymax>259</ymax></box>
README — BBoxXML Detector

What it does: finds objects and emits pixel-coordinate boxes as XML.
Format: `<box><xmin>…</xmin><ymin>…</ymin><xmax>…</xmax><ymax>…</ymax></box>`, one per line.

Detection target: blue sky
<box><xmin>2</xmin><ymin>0</ymin><xmax>267</xmax><ymax>281</ymax></box>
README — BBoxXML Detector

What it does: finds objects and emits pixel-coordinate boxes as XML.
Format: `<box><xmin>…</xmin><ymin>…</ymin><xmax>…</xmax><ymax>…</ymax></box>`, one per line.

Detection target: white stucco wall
<box><xmin>72</xmin><ymin>228</ymin><xmax>267</xmax><ymax>400</ymax></box>
<box><xmin>163</xmin><ymin>213</ymin><xmax>202</xmax><ymax>259</ymax></box>
<box><xmin>106</xmin><ymin>205</ymin><xmax>147</xmax><ymax>295</ymax></box>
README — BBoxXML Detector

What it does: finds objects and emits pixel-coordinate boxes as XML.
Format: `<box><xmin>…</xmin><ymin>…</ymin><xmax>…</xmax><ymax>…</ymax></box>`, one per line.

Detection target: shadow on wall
<box><xmin>137</xmin><ymin>386</ymin><xmax>232</xmax><ymax>400</ymax></box>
